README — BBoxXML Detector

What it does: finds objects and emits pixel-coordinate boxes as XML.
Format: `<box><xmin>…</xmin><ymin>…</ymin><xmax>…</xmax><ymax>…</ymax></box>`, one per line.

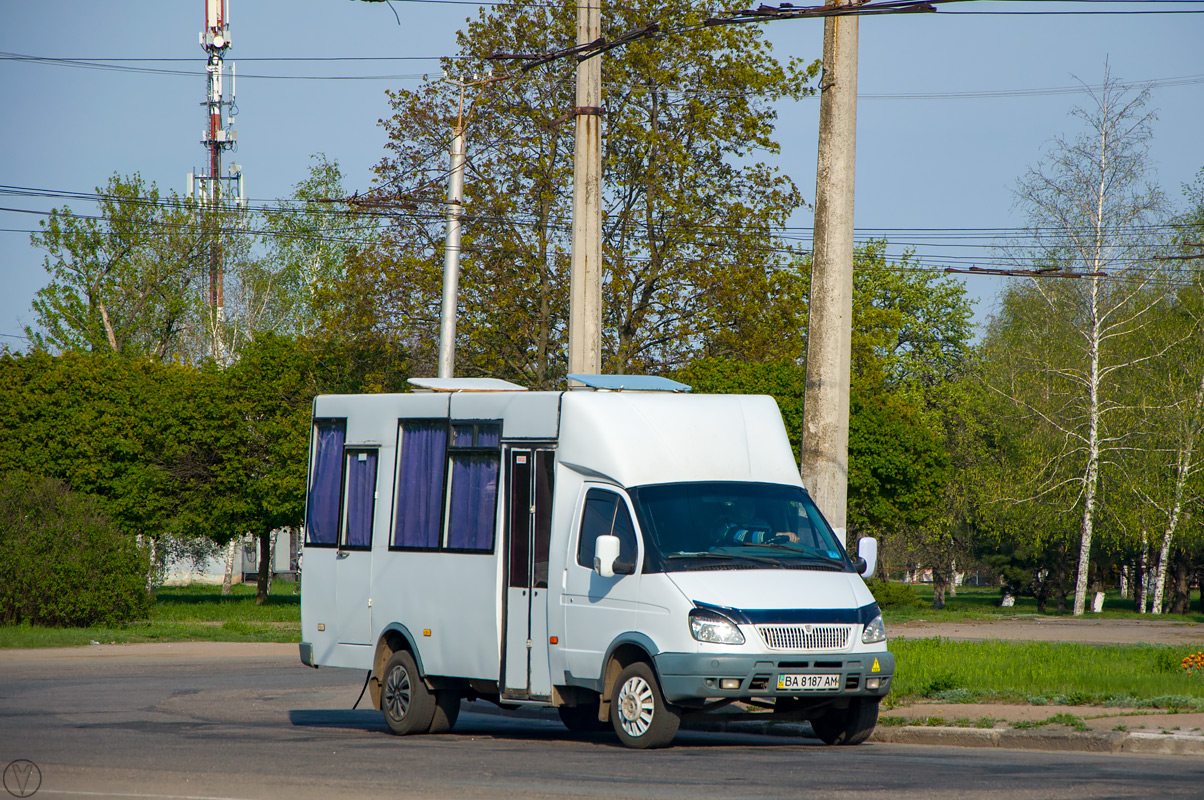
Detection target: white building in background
<box><xmin>160</xmin><ymin>528</ymin><xmax>300</xmax><ymax>585</ymax></box>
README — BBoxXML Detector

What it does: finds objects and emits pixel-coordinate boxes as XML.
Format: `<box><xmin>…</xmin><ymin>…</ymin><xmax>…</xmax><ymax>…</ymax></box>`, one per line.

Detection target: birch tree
<box><xmin>1142</xmin><ymin>170</ymin><xmax>1204</xmax><ymax>612</ymax></box>
<box><xmin>985</xmin><ymin>71</ymin><xmax>1170</xmax><ymax>616</ymax></box>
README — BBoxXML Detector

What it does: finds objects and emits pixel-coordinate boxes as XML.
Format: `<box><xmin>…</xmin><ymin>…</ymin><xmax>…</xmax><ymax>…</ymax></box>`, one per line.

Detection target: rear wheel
<box><xmin>557</xmin><ymin>694</ymin><xmax>606</xmax><ymax>733</ymax></box>
<box><xmin>810</xmin><ymin>697</ymin><xmax>879</xmax><ymax>745</ymax></box>
<box><xmin>611</xmin><ymin>662</ymin><xmax>680</xmax><ymax>749</ymax></box>
<box><xmin>381</xmin><ymin>650</ymin><xmax>435</xmax><ymax>735</ymax></box>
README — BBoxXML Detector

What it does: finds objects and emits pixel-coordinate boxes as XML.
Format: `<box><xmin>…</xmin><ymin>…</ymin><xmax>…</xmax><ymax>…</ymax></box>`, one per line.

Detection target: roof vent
<box><xmin>566</xmin><ymin>374</ymin><xmax>692</xmax><ymax>392</ymax></box>
<box><xmin>407</xmin><ymin>378</ymin><xmax>527</xmax><ymax>393</ymax></box>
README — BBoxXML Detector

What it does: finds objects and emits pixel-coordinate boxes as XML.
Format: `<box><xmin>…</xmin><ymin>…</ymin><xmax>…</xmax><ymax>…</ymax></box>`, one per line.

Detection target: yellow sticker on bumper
<box><xmin>872</xmin><ymin>657</ymin><xmax>881</xmax><ymax>673</ymax></box>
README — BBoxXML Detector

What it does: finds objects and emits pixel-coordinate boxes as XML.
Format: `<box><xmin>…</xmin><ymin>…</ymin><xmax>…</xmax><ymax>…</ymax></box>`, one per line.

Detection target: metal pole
<box><xmin>567</xmin><ymin>0</ymin><xmax>603</xmax><ymax>376</ymax></box>
<box><xmin>437</xmin><ymin>122</ymin><xmax>467</xmax><ymax>378</ymax></box>
<box><xmin>800</xmin><ymin>2</ymin><xmax>859</xmax><ymax>548</ymax></box>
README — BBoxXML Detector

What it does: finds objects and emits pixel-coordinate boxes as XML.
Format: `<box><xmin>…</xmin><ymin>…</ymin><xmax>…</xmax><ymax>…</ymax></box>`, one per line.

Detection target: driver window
<box><xmin>576</xmin><ymin>489</ymin><xmax>637</xmax><ymax>568</ymax></box>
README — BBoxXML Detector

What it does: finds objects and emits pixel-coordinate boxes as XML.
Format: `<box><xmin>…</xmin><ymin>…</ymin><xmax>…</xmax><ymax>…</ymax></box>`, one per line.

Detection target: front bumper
<box><xmin>654</xmin><ymin>650</ymin><xmax>894</xmax><ymax>704</ymax></box>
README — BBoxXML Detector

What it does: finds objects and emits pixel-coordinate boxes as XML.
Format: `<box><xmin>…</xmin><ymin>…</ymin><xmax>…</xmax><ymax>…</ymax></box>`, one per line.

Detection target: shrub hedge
<box><xmin>865</xmin><ymin>577</ymin><xmax>925</xmax><ymax>610</ymax></box>
<box><xmin>0</xmin><ymin>472</ymin><xmax>151</xmax><ymax>627</ymax></box>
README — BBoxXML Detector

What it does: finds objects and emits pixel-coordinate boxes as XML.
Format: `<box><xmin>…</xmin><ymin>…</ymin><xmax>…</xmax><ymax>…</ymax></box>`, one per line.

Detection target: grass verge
<box><xmin>879</xmin><ymin>584</ymin><xmax>1204</xmax><ymax>623</ymax></box>
<box><xmin>887</xmin><ymin>638</ymin><xmax>1204</xmax><ymax>710</ymax></box>
<box><xmin>0</xmin><ymin>582</ymin><xmax>300</xmax><ymax>649</ymax></box>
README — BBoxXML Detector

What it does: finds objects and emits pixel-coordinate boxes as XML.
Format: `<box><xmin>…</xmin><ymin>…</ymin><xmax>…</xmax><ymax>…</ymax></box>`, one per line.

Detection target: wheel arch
<box><xmin>371</xmin><ymin>624</ymin><xmax>424</xmax><ymax>709</ymax></box>
<box><xmin>599</xmin><ymin>632</ymin><xmax>661</xmax><ymax>710</ymax></box>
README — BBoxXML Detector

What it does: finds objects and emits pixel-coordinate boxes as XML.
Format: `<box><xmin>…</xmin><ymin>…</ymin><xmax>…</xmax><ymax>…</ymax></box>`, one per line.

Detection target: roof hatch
<box><xmin>407</xmin><ymin>378</ymin><xmax>528</xmax><ymax>393</ymax></box>
<box><xmin>566</xmin><ymin>374</ymin><xmax>692</xmax><ymax>393</ymax></box>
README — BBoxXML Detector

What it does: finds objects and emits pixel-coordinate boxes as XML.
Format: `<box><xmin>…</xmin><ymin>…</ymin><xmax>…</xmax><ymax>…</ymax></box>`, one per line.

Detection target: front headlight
<box><xmin>689</xmin><ymin>608</ymin><xmax>745</xmax><ymax>645</ymax></box>
<box><xmin>861</xmin><ymin>613</ymin><xmax>886</xmax><ymax>644</ymax></box>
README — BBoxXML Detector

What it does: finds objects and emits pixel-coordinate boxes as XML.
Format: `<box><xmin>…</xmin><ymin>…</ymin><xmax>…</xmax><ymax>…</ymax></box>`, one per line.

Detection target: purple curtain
<box><xmin>394</xmin><ymin>422</ymin><xmax>447</xmax><ymax>548</ymax></box>
<box><xmin>453</xmin><ymin>423</ymin><xmax>500</xmax><ymax>447</ymax></box>
<box><xmin>447</xmin><ymin>453</ymin><xmax>499</xmax><ymax>550</ymax></box>
<box><xmin>453</xmin><ymin>425</ymin><xmax>474</xmax><ymax>447</ymax></box>
<box><xmin>477</xmin><ymin>425</ymin><xmax>500</xmax><ymax>447</ymax></box>
<box><xmin>344</xmin><ymin>451</ymin><xmax>377</xmax><ymax>548</ymax></box>
<box><xmin>306</xmin><ymin>420</ymin><xmax>345</xmax><ymax>546</ymax></box>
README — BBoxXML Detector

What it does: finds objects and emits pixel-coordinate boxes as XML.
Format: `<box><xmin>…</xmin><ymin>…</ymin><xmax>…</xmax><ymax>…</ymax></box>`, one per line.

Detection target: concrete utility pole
<box><xmin>437</xmin><ymin>82</ymin><xmax>468</xmax><ymax>379</ymax></box>
<box><xmin>567</xmin><ymin>0</ymin><xmax>604</xmax><ymax>376</ymax></box>
<box><xmin>800</xmin><ymin>1</ymin><xmax>860</xmax><ymax>548</ymax></box>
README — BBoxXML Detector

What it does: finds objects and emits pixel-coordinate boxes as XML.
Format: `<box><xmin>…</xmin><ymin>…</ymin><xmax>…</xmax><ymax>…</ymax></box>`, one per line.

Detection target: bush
<box><xmin>865</xmin><ymin>578</ymin><xmax>925</xmax><ymax>610</ymax></box>
<box><xmin>0</xmin><ymin>473</ymin><xmax>151</xmax><ymax>626</ymax></box>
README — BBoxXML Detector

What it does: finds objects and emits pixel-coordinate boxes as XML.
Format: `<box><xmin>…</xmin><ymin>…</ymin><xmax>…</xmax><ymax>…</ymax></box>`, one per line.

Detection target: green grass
<box><xmin>0</xmin><ymin>582</ymin><xmax>300</xmax><ymax>649</ymax></box>
<box><xmin>887</xmin><ymin>637</ymin><xmax>1204</xmax><ymax>710</ymax></box>
<box><xmin>150</xmin><ymin>582</ymin><xmax>301</xmax><ymax>623</ymax></box>
<box><xmin>881</xmin><ymin>584</ymin><xmax>1204</xmax><ymax>623</ymax></box>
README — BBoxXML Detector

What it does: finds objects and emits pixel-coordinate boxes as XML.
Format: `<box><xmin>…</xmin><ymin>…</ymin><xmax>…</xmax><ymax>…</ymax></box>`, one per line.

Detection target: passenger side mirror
<box><xmin>594</xmin><ymin>534</ymin><xmax>621</xmax><ymax>578</ymax></box>
<box><xmin>856</xmin><ymin>537</ymin><xmax>878</xmax><ymax>579</ymax></box>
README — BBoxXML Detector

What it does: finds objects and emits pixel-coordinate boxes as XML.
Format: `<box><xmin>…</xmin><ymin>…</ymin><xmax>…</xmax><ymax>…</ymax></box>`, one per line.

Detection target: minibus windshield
<box><xmin>629</xmin><ymin>482</ymin><xmax>853</xmax><ymax>572</ymax></box>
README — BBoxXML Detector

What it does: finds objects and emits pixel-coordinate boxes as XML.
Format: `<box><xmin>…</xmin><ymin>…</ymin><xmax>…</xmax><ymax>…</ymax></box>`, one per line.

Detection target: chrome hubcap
<box><xmin>617</xmin><ymin>675</ymin><xmax>655</xmax><ymax>737</ymax></box>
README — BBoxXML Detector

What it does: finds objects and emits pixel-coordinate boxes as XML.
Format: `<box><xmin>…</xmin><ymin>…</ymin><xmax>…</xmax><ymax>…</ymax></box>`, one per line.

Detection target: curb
<box><xmin>463</xmin><ymin>703</ymin><xmax>1204</xmax><ymax>756</ymax></box>
<box><xmin>708</xmin><ymin>719</ymin><xmax>1204</xmax><ymax>756</ymax></box>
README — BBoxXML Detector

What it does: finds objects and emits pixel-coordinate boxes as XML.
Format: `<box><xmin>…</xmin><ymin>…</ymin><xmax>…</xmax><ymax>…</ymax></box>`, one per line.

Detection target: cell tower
<box><xmin>187</xmin><ymin>0</ymin><xmax>244</xmax><ymax>355</ymax></box>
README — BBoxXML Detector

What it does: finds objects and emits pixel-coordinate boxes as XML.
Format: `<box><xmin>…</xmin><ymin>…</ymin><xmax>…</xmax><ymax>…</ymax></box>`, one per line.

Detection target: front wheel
<box><xmin>611</xmin><ymin>662</ymin><xmax>680</xmax><ymax>749</ymax></box>
<box><xmin>381</xmin><ymin>650</ymin><xmax>435</xmax><ymax>735</ymax></box>
<box><xmin>810</xmin><ymin>697</ymin><xmax>879</xmax><ymax>745</ymax></box>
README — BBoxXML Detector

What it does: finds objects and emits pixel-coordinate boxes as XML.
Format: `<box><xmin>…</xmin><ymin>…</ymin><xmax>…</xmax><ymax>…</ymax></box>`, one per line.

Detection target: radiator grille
<box><xmin>756</xmin><ymin>624</ymin><xmax>853</xmax><ymax>652</ymax></box>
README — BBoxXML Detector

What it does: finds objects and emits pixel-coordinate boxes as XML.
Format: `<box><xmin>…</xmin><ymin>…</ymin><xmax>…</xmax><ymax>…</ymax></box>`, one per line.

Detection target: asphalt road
<box><xmin>1</xmin><ymin>645</ymin><xmax>1202</xmax><ymax>800</ymax></box>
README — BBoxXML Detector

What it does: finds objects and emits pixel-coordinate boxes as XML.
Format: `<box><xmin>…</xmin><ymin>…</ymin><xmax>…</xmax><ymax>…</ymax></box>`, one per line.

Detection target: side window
<box><xmin>576</xmin><ymin>489</ymin><xmax>637</xmax><ymax>569</ymax></box>
<box><xmin>305</xmin><ymin>418</ymin><xmax>345</xmax><ymax>547</ymax></box>
<box><xmin>392</xmin><ymin>420</ymin><xmax>447</xmax><ymax>550</ymax></box>
<box><xmin>445</xmin><ymin>422</ymin><xmax>501</xmax><ymax>551</ymax></box>
<box><xmin>341</xmin><ymin>449</ymin><xmax>378</xmax><ymax>550</ymax></box>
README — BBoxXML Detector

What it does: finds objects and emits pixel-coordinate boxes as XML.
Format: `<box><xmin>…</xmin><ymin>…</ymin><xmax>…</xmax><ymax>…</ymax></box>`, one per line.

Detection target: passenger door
<box><xmin>334</xmin><ymin>447</ymin><xmax>377</xmax><ymax>645</ymax></box>
<box><xmin>561</xmin><ymin>487</ymin><xmax>642</xmax><ymax>682</ymax></box>
<box><xmin>502</xmin><ymin>448</ymin><xmax>555</xmax><ymax>700</ymax></box>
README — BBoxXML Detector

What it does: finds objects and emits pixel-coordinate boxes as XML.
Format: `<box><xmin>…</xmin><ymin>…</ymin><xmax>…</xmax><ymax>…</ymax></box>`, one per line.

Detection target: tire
<box><xmin>610</xmin><ymin>662</ymin><xmax>680</xmax><ymax>749</ymax></box>
<box><xmin>810</xmin><ymin>697</ymin><xmax>879</xmax><ymax>745</ymax></box>
<box><xmin>380</xmin><ymin>650</ymin><xmax>435</xmax><ymax>735</ymax></box>
<box><xmin>557</xmin><ymin>694</ymin><xmax>607</xmax><ymax>734</ymax></box>
<box><xmin>427</xmin><ymin>690</ymin><xmax>461</xmax><ymax>734</ymax></box>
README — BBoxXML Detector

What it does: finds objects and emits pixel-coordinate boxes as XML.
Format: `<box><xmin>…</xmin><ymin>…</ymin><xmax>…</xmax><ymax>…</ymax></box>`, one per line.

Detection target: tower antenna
<box><xmin>190</xmin><ymin>0</ymin><xmax>243</xmax><ymax>361</ymax></box>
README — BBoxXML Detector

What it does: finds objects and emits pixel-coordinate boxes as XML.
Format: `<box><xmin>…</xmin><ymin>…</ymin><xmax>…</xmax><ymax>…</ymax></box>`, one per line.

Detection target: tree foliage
<box><xmin>983</xmin><ymin>72</ymin><xmax>1172</xmax><ymax>615</ymax></box>
<box><xmin>344</xmin><ymin>0</ymin><xmax>817</xmax><ymax>386</ymax></box>
<box><xmin>0</xmin><ymin>472</ymin><xmax>151</xmax><ymax>627</ymax></box>
<box><xmin>28</xmin><ymin>174</ymin><xmax>205</xmax><ymax>359</ymax></box>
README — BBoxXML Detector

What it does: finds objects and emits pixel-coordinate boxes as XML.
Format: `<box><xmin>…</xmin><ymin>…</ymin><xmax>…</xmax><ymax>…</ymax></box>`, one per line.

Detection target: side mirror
<box><xmin>594</xmin><ymin>535</ymin><xmax>621</xmax><ymax>578</ymax></box>
<box><xmin>857</xmin><ymin>537</ymin><xmax>878</xmax><ymax>579</ymax></box>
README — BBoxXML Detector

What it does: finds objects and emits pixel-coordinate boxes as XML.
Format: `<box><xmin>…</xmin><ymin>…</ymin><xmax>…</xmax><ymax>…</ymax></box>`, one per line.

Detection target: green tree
<box><xmin>348</xmin><ymin>0</ymin><xmax>817</xmax><ymax>386</ymax></box>
<box><xmin>182</xmin><ymin>335</ymin><xmax>314</xmax><ymax>603</ymax></box>
<box><xmin>28</xmin><ymin>174</ymin><xmax>205</xmax><ymax>359</ymax></box>
<box><xmin>984</xmin><ymin>72</ymin><xmax>1171</xmax><ymax>615</ymax></box>
<box><xmin>261</xmin><ymin>155</ymin><xmax>380</xmax><ymax>337</ymax></box>
<box><xmin>0</xmin><ymin>350</ymin><xmax>192</xmax><ymax>544</ymax></box>
<box><xmin>0</xmin><ymin>473</ymin><xmax>151</xmax><ymax>626</ymax></box>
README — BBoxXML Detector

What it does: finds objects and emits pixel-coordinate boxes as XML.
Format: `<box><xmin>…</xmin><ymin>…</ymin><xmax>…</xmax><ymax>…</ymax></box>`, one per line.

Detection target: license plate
<box><xmin>777</xmin><ymin>673</ymin><xmax>840</xmax><ymax>691</ymax></box>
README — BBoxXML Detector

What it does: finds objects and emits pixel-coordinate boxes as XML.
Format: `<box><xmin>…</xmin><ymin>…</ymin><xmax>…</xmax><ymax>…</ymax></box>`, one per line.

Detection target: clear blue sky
<box><xmin>3</xmin><ymin>0</ymin><xmax>1202</xmax><ymax>349</ymax></box>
